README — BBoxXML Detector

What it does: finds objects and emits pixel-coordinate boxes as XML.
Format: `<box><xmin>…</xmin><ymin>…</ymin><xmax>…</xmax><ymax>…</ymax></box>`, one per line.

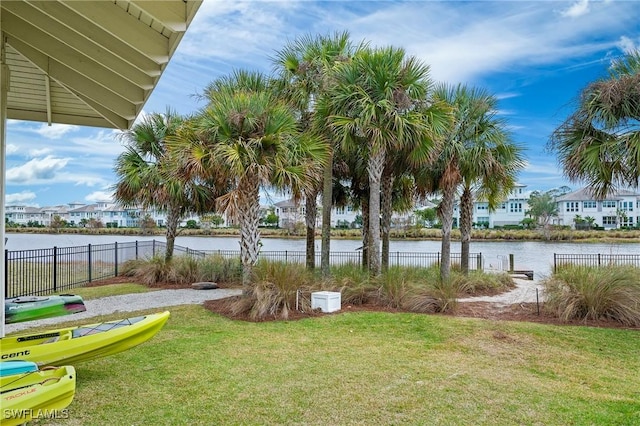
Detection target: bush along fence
<box><xmin>4</xmin><ymin>240</ymin><xmax>487</xmax><ymax>298</ymax></box>
<box><xmin>553</xmin><ymin>253</ymin><xmax>640</xmax><ymax>273</ymax></box>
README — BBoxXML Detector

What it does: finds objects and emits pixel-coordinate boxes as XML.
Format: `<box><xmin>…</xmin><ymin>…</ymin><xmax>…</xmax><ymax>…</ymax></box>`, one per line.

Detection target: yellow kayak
<box><xmin>1</xmin><ymin>311</ymin><xmax>170</xmax><ymax>366</ymax></box>
<box><xmin>1</xmin><ymin>365</ymin><xmax>76</xmax><ymax>426</ymax></box>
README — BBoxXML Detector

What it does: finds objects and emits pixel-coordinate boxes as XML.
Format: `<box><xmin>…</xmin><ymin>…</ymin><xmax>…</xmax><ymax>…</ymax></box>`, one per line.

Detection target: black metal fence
<box><xmin>4</xmin><ymin>240</ymin><xmax>180</xmax><ymax>298</ymax></box>
<box><xmin>4</xmin><ymin>239</ymin><xmax>483</xmax><ymax>298</ymax></box>
<box><xmin>554</xmin><ymin>253</ymin><xmax>640</xmax><ymax>272</ymax></box>
<box><xmin>201</xmin><ymin>249</ymin><xmax>484</xmax><ymax>270</ymax></box>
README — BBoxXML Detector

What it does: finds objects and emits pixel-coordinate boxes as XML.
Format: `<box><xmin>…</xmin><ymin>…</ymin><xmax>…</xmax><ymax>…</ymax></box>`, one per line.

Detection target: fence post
<box><xmin>285</xmin><ymin>250</ymin><xmax>288</xmax><ymax>264</ymax></box>
<box><xmin>396</xmin><ymin>251</ymin><xmax>399</xmax><ymax>267</ymax></box>
<box><xmin>153</xmin><ymin>240</ymin><xmax>156</xmax><ymax>257</ymax></box>
<box><xmin>53</xmin><ymin>246</ymin><xmax>58</xmax><ymax>293</ymax></box>
<box><xmin>476</xmin><ymin>253</ymin><xmax>482</xmax><ymax>271</ymax></box>
<box><xmin>509</xmin><ymin>254</ymin><xmax>514</xmax><ymax>273</ymax></box>
<box><xmin>598</xmin><ymin>253</ymin><xmax>601</xmax><ymax>266</ymax></box>
<box><xmin>135</xmin><ymin>240</ymin><xmax>139</xmax><ymax>260</ymax></box>
<box><xmin>115</xmin><ymin>242</ymin><xmax>119</xmax><ymax>277</ymax></box>
<box><xmin>553</xmin><ymin>253</ymin><xmax>556</xmax><ymax>274</ymax></box>
<box><xmin>4</xmin><ymin>249</ymin><xmax>8</xmax><ymax>298</ymax></box>
<box><xmin>88</xmin><ymin>244</ymin><xmax>92</xmax><ymax>283</ymax></box>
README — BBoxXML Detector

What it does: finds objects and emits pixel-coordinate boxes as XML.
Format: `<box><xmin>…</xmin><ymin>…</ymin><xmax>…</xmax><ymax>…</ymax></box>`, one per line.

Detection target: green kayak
<box><xmin>4</xmin><ymin>294</ymin><xmax>86</xmax><ymax>324</ymax></box>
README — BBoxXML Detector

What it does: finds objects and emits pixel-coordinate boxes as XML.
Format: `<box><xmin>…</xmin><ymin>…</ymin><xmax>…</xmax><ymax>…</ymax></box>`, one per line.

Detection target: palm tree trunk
<box><xmin>238</xmin><ymin>174</ymin><xmax>261</xmax><ymax>293</ymax></box>
<box><xmin>305</xmin><ymin>188</ymin><xmax>318</xmax><ymax>270</ymax></box>
<box><xmin>164</xmin><ymin>204</ymin><xmax>181</xmax><ymax>263</ymax></box>
<box><xmin>381</xmin><ymin>172</ymin><xmax>394</xmax><ymax>272</ymax></box>
<box><xmin>368</xmin><ymin>148</ymin><xmax>385</xmax><ymax>276</ymax></box>
<box><xmin>321</xmin><ymin>149</ymin><xmax>333</xmax><ymax>277</ymax></box>
<box><xmin>361</xmin><ymin>195</ymin><xmax>369</xmax><ymax>269</ymax></box>
<box><xmin>438</xmin><ymin>189</ymin><xmax>455</xmax><ymax>281</ymax></box>
<box><xmin>460</xmin><ymin>187</ymin><xmax>473</xmax><ymax>275</ymax></box>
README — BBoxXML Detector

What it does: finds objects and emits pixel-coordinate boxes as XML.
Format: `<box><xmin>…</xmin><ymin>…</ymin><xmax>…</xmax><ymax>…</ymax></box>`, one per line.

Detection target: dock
<box><xmin>510</xmin><ymin>270</ymin><xmax>534</xmax><ymax>280</ymax></box>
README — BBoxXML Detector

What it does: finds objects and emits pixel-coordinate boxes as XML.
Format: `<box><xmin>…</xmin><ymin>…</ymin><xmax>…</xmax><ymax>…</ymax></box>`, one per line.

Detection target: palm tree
<box><xmin>550</xmin><ymin>50</ymin><xmax>640</xmax><ymax>198</ymax></box>
<box><xmin>380</xmin><ymin>96</ymin><xmax>451</xmax><ymax>271</ymax></box>
<box><xmin>428</xmin><ymin>84</ymin><xmax>518</xmax><ymax>280</ymax></box>
<box><xmin>179</xmin><ymin>70</ymin><xmax>327</xmax><ymax>290</ymax></box>
<box><xmin>113</xmin><ymin>110</ymin><xmax>216</xmax><ymax>262</ymax></box>
<box><xmin>456</xmin><ymin>92</ymin><xmax>524</xmax><ymax>274</ymax></box>
<box><xmin>273</xmin><ymin>31</ymin><xmax>359</xmax><ymax>274</ymax></box>
<box><xmin>325</xmin><ymin>46</ymin><xmax>434</xmax><ymax>276</ymax></box>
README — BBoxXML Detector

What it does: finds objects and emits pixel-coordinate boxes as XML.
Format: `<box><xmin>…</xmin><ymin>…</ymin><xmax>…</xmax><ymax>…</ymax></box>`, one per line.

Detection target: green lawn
<box><xmin>25</xmin><ymin>305</ymin><xmax>640</xmax><ymax>425</ymax></box>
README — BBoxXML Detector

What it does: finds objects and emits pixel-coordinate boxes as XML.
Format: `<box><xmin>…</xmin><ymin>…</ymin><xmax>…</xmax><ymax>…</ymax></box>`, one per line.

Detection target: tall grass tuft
<box><xmin>243</xmin><ymin>261</ymin><xmax>314</xmax><ymax>320</ymax></box>
<box><xmin>167</xmin><ymin>256</ymin><xmax>201</xmax><ymax>285</ymax></box>
<box><xmin>120</xmin><ymin>254</ymin><xmax>242</xmax><ymax>286</ymax></box>
<box><xmin>197</xmin><ymin>254</ymin><xmax>242</xmax><ymax>284</ymax></box>
<box><xmin>123</xmin><ymin>255</ymin><xmax>172</xmax><ymax>285</ymax></box>
<box><xmin>374</xmin><ymin>266</ymin><xmax>426</xmax><ymax>308</ymax></box>
<box><xmin>544</xmin><ymin>265</ymin><xmax>640</xmax><ymax>326</ymax></box>
<box><xmin>325</xmin><ymin>263</ymin><xmax>378</xmax><ymax>305</ymax></box>
<box><xmin>461</xmin><ymin>271</ymin><xmax>515</xmax><ymax>295</ymax></box>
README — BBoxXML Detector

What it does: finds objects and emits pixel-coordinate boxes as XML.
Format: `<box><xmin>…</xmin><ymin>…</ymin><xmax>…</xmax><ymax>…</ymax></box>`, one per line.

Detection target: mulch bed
<box><xmin>88</xmin><ymin>276</ymin><xmax>639</xmax><ymax>330</ymax></box>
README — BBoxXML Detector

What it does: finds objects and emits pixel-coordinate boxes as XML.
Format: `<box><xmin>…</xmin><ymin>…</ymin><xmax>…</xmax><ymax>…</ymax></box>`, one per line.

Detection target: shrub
<box><xmin>544</xmin><ymin>265</ymin><xmax>640</xmax><ymax>326</ymax></box>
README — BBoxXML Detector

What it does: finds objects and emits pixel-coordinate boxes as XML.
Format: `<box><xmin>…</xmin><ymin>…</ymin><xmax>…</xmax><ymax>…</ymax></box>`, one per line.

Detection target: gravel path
<box><xmin>458</xmin><ymin>277</ymin><xmax>544</xmax><ymax>306</ymax></box>
<box><xmin>5</xmin><ymin>288</ymin><xmax>242</xmax><ymax>334</ymax></box>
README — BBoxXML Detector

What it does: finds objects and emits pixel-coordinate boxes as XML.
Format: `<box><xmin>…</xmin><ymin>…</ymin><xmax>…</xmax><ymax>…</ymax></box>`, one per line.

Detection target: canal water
<box><xmin>6</xmin><ymin>232</ymin><xmax>640</xmax><ymax>278</ymax></box>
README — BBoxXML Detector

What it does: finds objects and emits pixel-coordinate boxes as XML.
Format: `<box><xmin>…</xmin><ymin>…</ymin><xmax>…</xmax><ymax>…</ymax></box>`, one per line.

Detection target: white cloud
<box><xmin>339</xmin><ymin>1</ymin><xmax>635</xmax><ymax>84</ymax></box>
<box><xmin>28</xmin><ymin>148</ymin><xmax>52</xmax><ymax>157</ymax></box>
<box><xmin>6</xmin><ymin>144</ymin><xmax>19</xmax><ymax>154</ymax></box>
<box><xmin>85</xmin><ymin>190</ymin><xmax>114</xmax><ymax>203</ymax></box>
<box><xmin>561</xmin><ymin>0</ymin><xmax>591</xmax><ymax>18</ymax></box>
<box><xmin>6</xmin><ymin>191</ymin><xmax>37</xmax><ymax>204</ymax></box>
<box><xmin>34</xmin><ymin>123</ymin><xmax>79</xmax><ymax>139</ymax></box>
<box><xmin>617</xmin><ymin>36</ymin><xmax>639</xmax><ymax>54</ymax></box>
<box><xmin>495</xmin><ymin>93</ymin><xmax>520</xmax><ymax>101</ymax></box>
<box><xmin>6</xmin><ymin>156</ymin><xmax>70</xmax><ymax>183</ymax></box>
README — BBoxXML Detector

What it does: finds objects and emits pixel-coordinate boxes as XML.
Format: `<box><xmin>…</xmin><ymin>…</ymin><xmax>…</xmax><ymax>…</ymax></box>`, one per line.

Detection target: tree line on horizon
<box><xmin>112</xmin><ymin>31</ymin><xmax>640</xmax><ymax>293</ymax></box>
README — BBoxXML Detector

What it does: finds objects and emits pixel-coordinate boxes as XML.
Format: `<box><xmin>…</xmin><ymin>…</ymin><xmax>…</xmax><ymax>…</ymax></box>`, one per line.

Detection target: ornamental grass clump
<box><xmin>460</xmin><ymin>270</ymin><xmax>515</xmax><ymax>295</ymax></box>
<box><xmin>544</xmin><ymin>265</ymin><xmax>640</xmax><ymax>326</ymax></box>
<box><xmin>197</xmin><ymin>254</ymin><xmax>242</xmax><ymax>283</ymax></box>
<box><xmin>167</xmin><ymin>255</ymin><xmax>201</xmax><ymax>285</ymax></box>
<box><xmin>120</xmin><ymin>255</ymin><xmax>172</xmax><ymax>285</ymax></box>
<box><xmin>239</xmin><ymin>260</ymin><xmax>314</xmax><ymax>320</ymax></box>
<box><xmin>326</xmin><ymin>263</ymin><xmax>378</xmax><ymax>305</ymax></box>
<box><xmin>374</xmin><ymin>266</ymin><xmax>414</xmax><ymax>308</ymax></box>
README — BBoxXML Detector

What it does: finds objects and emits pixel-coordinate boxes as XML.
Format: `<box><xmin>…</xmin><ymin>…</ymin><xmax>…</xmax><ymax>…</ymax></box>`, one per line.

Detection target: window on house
<box><xmin>566</xmin><ymin>202</ymin><xmax>579</xmax><ymax>212</ymax></box>
<box><xmin>509</xmin><ymin>202</ymin><xmax>522</xmax><ymax>213</ymax></box>
<box><xmin>602</xmin><ymin>216</ymin><xmax>617</xmax><ymax>225</ymax></box>
<box><xmin>622</xmin><ymin>201</ymin><xmax>634</xmax><ymax>212</ymax></box>
<box><xmin>621</xmin><ymin>216</ymin><xmax>634</xmax><ymax>227</ymax></box>
<box><xmin>583</xmin><ymin>201</ymin><xmax>596</xmax><ymax>209</ymax></box>
<box><xmin>602</xmin><ymin>201</ymin><xmax>617</xmax><ymax>208</ymax></box>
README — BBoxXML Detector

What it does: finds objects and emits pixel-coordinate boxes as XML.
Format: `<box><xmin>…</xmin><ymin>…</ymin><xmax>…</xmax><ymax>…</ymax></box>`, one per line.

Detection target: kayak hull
<box><xmin>1</xmin><ymin>365</ymin><xmax>76</xmax><ymax>426</ymax></box>
<box><xmin>5</xmin><ymin>294</ymin><xmax>87</xmax><ymax>324</ymax></box>
<box><xmin>1</xmin><ymin>311</ymin><xmax>170</xmax><ymax>366</ymax></box>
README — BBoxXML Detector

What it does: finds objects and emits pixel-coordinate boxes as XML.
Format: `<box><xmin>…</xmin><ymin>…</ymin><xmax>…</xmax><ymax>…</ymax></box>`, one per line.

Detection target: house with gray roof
<box><xmin>554</xmin><ymin>187</ymin><xmax>640</xmax><ymax>229</ymax></box>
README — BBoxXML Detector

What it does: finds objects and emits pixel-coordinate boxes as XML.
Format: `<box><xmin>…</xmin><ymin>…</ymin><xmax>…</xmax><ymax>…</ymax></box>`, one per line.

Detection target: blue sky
<box><xmin>5</xmin><ymin>0</ymin><xmax>640</xmax><ymax>207</ymax></box>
